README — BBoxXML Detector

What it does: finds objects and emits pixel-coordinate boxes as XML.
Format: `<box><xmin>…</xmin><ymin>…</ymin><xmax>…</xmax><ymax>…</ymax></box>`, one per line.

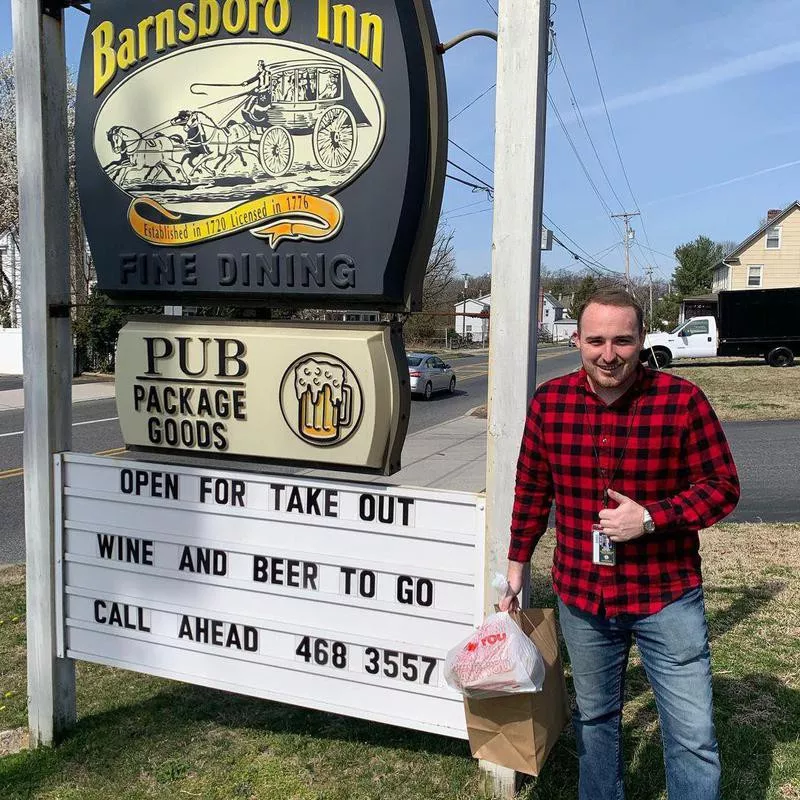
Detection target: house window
<box><xmin>766</xmin><ymin>226</ymin><xmax>781</xmax><ymax>249</ymax></box>
<box><xmin>466</xmin><ymin>325</ymin><xmax>472</xmax><ymax>332</ymax></box>
<box><xmin>747</xmin><ymin>265</ymin><xmax>763</xmax><ymax>287</ymax></box>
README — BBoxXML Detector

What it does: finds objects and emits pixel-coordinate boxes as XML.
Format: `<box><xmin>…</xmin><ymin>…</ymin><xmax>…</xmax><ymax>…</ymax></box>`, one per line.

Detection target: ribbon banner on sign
<box><xmin>128</xmin><ymin>193</ymin><xmax>344</xmax><ymax>248</ymax></box>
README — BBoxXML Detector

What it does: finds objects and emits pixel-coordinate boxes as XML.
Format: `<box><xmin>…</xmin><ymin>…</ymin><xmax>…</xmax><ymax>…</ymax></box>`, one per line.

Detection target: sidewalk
<box><xmin>302</xmin><ymin>414</ymin><xmax>488</xmax><ymax>493</ymax></box>
<box><xmin>0</xmin><ymin>380</ymin><xmax>489</xmax><ymax>493</ymax></box>
<box><xmin>0</xmin><ymin>381</ymin><xmax>116</xmax><ymax>411</ymax></box>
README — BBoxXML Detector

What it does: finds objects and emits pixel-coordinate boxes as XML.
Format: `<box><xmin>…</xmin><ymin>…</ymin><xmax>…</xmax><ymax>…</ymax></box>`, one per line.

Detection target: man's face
<box><xmin>577</xmin><ymin>302</ymin><xmax>644</xmax><ymax>393</ymax></box>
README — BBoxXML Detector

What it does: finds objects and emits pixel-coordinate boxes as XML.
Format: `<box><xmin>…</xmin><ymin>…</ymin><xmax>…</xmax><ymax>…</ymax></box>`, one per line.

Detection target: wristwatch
<box><xmin>642</xmin><ymin>509</ymin><xmax>656</xmax><ymax>534</ymax></box>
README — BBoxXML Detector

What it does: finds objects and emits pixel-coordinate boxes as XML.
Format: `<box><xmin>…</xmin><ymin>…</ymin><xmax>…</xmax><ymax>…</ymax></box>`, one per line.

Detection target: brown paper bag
<box><xmin>463</xmin><ymin>608</ymin><xmax>571</xmax><ymax>776</ymax></box>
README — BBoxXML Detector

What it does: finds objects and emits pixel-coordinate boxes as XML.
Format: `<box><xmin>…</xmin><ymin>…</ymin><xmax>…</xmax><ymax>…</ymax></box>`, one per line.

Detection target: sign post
<box><xmin>483</xmin><ymin>0</ymin><xmax>550</xmax><ymax>794</ymax></box>
<box><xmin>11</xmin><ymin>0</ymin><xmax>76</xmax><ymax>745</ymax></box>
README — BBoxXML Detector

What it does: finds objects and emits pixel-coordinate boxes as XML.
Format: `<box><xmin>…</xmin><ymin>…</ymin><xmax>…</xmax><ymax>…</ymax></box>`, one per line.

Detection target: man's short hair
<box><xmin>576</xmin><ymin>289</ymin><xmax>644</xmax><ymax>331</ymax></box>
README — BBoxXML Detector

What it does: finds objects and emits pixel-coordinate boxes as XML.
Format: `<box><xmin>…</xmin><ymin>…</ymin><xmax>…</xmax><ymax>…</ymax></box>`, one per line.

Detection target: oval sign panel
<box><xmin>76</xmin><ymin>0</ymin><xmax>447</xmax><ymax>311</ymax></box>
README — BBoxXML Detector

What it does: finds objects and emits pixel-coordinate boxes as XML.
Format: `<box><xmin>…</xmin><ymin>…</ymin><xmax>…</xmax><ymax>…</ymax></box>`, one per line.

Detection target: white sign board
<box><xmin>56</xmin><ymin>453</ymin><xmax>485</xmax><ymax>739</ymax></box>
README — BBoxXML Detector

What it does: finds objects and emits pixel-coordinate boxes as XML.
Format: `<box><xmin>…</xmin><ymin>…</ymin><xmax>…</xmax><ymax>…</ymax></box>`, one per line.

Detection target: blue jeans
<box><xmin>557</xmin><ymin>588</ymin><xmax>720</xmax><ymax>800</ymax></box>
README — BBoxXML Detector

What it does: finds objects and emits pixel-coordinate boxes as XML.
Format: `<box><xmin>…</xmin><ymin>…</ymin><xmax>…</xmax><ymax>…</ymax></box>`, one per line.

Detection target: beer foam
<box><xmin>294</xmin><ymin>358</ymin><xmax>346</xmax><ymax>405</ymax></box>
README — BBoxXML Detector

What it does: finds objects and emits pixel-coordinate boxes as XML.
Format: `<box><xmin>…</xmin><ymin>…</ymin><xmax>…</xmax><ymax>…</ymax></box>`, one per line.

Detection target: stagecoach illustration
<box><xmin>103</xmin><ymin>58</ymin><xmax>374</xmax><ymax>189</ymax></box>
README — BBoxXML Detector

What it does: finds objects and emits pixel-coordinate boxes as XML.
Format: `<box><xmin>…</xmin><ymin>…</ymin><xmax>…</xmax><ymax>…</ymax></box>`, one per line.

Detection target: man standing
<box><xmin>499</xmin><ymin>289</ymin><xmax>739</xmax><ymax>799</ymax></box>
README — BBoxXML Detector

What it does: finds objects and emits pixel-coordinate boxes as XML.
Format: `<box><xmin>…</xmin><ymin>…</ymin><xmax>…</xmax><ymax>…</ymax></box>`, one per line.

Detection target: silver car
<box><xmin>407</xmin><ymin>352</ymin><xmax>456</xmax><ymax>399</ymax></box>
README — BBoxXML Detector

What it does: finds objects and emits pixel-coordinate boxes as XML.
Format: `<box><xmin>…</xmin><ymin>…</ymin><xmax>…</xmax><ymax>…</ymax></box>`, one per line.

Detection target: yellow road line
<box><xmin>0</xmin><ymin>447</ymin><xmax>127</xmax><ymax>481</ymax></box>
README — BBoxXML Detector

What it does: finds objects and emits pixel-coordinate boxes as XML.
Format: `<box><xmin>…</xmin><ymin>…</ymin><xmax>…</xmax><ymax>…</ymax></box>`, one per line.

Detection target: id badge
<box><xmin>592</xmin><ymin>523</ymin><xmax>616</xmax><ymax>566</ymax></box>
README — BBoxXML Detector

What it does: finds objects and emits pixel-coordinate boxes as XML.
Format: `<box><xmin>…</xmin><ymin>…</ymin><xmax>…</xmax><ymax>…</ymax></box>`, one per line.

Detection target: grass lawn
<box><xmin>667</xmin><ymin>359</ymin><xmax>800</xmax><ymax>421</ymax></box>
<box><xmin>1</xmin><ymin>525</ymin><xmax>798</xmax><ymax>799</ymax></box>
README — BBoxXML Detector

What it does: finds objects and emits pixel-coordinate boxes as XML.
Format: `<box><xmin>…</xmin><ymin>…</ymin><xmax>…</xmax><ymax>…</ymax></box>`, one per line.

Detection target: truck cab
<box><xmin>642</xmin><ymin>316</ymin><xmax>718</xmax><ymax>368</ymax></box>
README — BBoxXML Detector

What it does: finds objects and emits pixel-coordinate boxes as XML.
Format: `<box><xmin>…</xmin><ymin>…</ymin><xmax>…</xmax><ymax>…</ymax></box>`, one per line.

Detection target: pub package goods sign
<box><xmin>76</xmin><ymin>0</ymin><xmax>447</xmax><ymax>310</ymax></box>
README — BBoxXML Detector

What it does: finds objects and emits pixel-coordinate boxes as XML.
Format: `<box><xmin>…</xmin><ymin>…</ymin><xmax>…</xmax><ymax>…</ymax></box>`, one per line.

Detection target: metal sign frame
<box><xmin>56</xmin><ymin>453</ymin><xmax>486</xmax><ymax>738</ymax></box>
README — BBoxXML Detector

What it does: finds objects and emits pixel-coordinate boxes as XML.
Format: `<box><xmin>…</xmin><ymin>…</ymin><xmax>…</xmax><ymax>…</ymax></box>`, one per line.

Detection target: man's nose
<box><xmin>601</xmin><ymin>342</ymin><xmax>615</xmax><ymax>362</ymax></box>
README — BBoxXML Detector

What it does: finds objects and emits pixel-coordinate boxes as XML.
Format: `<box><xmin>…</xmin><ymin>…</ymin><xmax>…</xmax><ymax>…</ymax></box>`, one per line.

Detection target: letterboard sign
<box><xmin>114</xmin><ymin>318</ymin><xmax>409</xmax><ymax>474</ymax></box>
<box><xmin>56</xmin><ymin>453</ymin><xmax>485</xmax><ymax>738</ymax></box>
<box><xmin>75</xmin><ymin>0</ymin><xmax>447</xmax><ymax>310</ymax></box>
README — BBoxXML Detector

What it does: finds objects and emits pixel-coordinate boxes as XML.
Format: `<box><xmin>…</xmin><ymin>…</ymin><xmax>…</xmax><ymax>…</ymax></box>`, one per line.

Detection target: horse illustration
<box><xmin>170</xmin><ymin>110</ymin><xmax>259</xmax><ymax>177</ymax></box>
<box><xmin>104</xmin><ymin>126</ymin><xmax>189</xmax><ymax>186</ymax></box>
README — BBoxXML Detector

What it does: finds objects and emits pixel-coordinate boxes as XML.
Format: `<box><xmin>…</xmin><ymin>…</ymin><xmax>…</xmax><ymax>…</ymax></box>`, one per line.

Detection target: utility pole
<box><xmin>611</xmin><ymin>211</ymin><xmax>640</xmax><ymax>287</ymax></box>
<box><xmin>12</xmin><ymin>0</ymin><xmax>76</xmax><ymax>744</ymax></box>
<box><xmin>484</xmin><ymin>0</ymin><xmax>550</xmax><ymax>795</ymax></box>
<box><xmin>646</xmin><ymin>264</ymin><xmax>654</xmax><ymax>330</ymax></box>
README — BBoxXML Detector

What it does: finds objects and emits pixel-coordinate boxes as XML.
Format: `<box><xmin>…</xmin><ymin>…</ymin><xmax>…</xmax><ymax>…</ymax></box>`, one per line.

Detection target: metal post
<box><xmin>483</xmin><ymin>0</ymin><xmax>550</xmax><ymax>794</ymax></box>
<box><xmin>12</xmin><ymin>0</ymin><xmax>76</xmax><ymax>745</ymax></box>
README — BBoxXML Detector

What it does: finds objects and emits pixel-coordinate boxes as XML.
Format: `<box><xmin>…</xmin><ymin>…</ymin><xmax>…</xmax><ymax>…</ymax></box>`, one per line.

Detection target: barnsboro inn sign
<box><xmin>76</xmin><ymin>0</ymin><xmax>447</xmax><ymax>310</ymax></box>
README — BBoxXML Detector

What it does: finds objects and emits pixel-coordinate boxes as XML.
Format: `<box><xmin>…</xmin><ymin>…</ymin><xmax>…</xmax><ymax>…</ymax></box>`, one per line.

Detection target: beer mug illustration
<box><xmin>294</xmin><ymin>358</ymin><xmax>353</xmax><ymax>443</ymax></box>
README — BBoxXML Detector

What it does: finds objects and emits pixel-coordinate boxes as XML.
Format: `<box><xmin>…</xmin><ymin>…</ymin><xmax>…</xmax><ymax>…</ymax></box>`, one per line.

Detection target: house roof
<box><xmin>543</xmin><ymin>293</ymin><xmax>564</xmax><ymax>309</ymax></box>
<box><xmin>714</xmin><ymin>201</ymin><xmax>800</xmax><ymax>270</ymax></box>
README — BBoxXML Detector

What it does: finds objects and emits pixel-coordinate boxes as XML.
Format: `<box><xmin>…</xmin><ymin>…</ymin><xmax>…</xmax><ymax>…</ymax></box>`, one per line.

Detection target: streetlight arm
<box><xmin>437</xmin><ymin>30</ymin><xmax>498</xmax><ymax>54</ymax></box>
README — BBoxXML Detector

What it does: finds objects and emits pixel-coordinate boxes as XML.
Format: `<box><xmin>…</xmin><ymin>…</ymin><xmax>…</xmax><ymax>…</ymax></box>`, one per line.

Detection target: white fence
<box><xmin>0</xmin><ymin>328</ymin><xmax>23</xmax><ymax>374</ymax></box>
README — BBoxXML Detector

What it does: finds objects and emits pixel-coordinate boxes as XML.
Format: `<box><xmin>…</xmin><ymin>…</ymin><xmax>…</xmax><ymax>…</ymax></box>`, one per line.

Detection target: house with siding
<box><xmin>712</xmin><ymin>202</ymin><xmax>800</xmax><ymax>292</ymax></box>
<box><xmin>454</xmin><ymin>294</ymin><xmax>490</xmax><ymax>343</ymax></box>
<box><xmin>0</xmin><ymin>229</ymin><xmax>21</xmax><ymax>328</ymax></box>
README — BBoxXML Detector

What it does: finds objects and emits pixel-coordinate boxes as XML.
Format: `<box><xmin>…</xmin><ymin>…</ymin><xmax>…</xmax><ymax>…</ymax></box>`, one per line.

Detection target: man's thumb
<box><xmin>607</xmin><ymin>488</ymin><xmax>631</xmax><ymax>503</ymax></box>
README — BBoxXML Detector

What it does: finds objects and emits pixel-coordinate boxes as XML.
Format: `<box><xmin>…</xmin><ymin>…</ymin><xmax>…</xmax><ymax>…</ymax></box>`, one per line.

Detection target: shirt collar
<box><xmin>577</xmin><ymin>364</ymin><xmax>651</xmax><ymax>408</ymax></box>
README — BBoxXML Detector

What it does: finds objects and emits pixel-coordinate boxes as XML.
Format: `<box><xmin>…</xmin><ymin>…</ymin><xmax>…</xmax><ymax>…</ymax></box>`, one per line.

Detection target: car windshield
<box><xmin>669</xmin><ymin>324</ymin><xmax>684</xmax><ymax>334</ymax></box>
<box><xmin>407</xmin><ymin>356</ymin><xmax>423</xmax><ymax>366</ymax></box>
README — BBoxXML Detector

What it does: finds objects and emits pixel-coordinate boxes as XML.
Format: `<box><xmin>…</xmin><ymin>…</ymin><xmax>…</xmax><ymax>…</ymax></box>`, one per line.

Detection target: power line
<box><xmin>447</xmin><ymin>159</ymin><xmax>494</xmax><ymax>192</ymax></box>
<box><xmin>552</xmin><ymin>37</ymin><xmax>625</xmax><ymax>210</ymax></box>
<box><xmin>441</xmin><ymin>198</ymin><xmax>493</xmax><ymax>216</ymax></box>
<box><xmin>484</xmin><ymin>0</ymin><xmax>498</xmax><ymax>15</ymax></box>
<box><xmin>446</xmin><ymin>206</ymin><xmax>494</xmax><ymax>221</ymax></box>
<box><xmin>449</xmin><ymin>83</ymin><xmax>496</xmax><ymax>122</ymax></box>
<box><xmin>551</xmin><ymin>235</ymin><xmax>624</xmax><ymax>277</ymax></box>
<box><xmin>445</xmin><ymin>173</ymin><xmax>494</xmax><ymax>195</ymax></box>
<box><xmin>547</xmin><ymin>93</ymin><xmax>623</xmax><ymax>241</ymax></box>
<box><xmin>448</xmin><ymin>138</ymin><xmax>494</xmax><ymax>175</ymax></box>
<box><xmin>576</xmin><ymin>0</ymin><xmax>653</xmax><ymax>252</ymax></box>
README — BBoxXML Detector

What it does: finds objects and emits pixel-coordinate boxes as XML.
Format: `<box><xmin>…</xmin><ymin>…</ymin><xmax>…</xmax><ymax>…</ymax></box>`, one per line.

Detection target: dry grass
<box><xmin>667</xmin><ymin>359</ymin><xmax>800</xmax><ymax>421</ymax></box>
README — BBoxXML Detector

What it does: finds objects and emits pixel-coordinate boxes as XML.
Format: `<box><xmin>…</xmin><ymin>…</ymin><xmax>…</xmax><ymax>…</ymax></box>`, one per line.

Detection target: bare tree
<box><xmin>0</xmin><ymin>52</ymin><xmax>89</xmax><ymax>328</ymax></box>
<box><xmin>404</xmin><ymin>224</ymin><xmax>458</xmax><ymax>343</ymax></box>
<box><xmin>0</xmin><ymin>53</ymin><xmax>19</xmax><ymax>325</ymax></box>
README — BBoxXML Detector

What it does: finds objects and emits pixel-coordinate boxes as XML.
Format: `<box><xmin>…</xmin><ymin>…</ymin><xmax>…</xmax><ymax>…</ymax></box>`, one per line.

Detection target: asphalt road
<box><xmin>1</xmin><ymin>347</ymin><xmax>799</xmax><ymax>562</ymax></box>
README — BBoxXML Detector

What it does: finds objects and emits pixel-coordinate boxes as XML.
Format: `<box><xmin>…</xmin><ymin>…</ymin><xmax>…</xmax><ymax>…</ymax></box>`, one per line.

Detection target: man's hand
<box><xmin>598</xmin><ymin>489</ymin><xmax>646</xmax><ymax>542</ymax></box>
<box><xmin>498</xmin><ymin>561</ymin><xmax>526</xmax><ymax>612</ymax></box>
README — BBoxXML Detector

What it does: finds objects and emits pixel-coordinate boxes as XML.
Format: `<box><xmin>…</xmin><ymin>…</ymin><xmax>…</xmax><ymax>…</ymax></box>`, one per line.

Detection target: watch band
<box><xmin>642</xmin><ymin>509</ymin><xmax>655</xmax><ymax>534</ymax></box>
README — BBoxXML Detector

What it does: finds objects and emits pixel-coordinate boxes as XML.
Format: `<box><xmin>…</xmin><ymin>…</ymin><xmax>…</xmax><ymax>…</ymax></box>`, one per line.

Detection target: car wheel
<box><xmin>648</xmin><ymin>347</ymin><xmax>672</xmax><ymax>369</ymax></box>
<box><xmin>767</xmin><ymin>346</ymin><xmax>794</xmax><ymax>367</ymax></box>
<box><xmin>448</xmin><ymin>376</ymin><xmax>456</xmax><ymax>394</ymax></box>
<box><xmin>423</xmin><ymin>381</ymin><xmax>433</xmax><ymax>400</ymax></box>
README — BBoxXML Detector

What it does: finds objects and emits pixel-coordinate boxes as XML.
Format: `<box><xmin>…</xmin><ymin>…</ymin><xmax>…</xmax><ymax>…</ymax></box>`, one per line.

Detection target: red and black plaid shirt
<box><xmin>509</xmin><ymin>366</ymin><xmax>740</xmax><ymax>616</ymax></box>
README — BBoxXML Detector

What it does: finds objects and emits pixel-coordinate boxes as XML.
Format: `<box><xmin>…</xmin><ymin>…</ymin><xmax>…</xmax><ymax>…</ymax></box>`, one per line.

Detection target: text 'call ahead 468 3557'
<box><xmin>57</xmin><ymin>454</ymin><xmax>485</xmax><ymax>739</ymax></box>
<box><xmin>76</xmin><ymin>0</ymin><xmax>447</xmax><ymax>311</ymax></box>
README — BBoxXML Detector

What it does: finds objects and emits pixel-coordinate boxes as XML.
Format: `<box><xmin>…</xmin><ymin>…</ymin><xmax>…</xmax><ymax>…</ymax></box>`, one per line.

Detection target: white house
<box><xmin>540</xmin><ymin>293</ymin><xmax>566</xmax><ymax>336</ymax></box>
<box><xmin>0</xmin><ymin>229</ymin><xmax>22</xmax><ymax>329</ymax></box>
<box><xmin>454</xmin><ymin>293</ymin><xmax>490</xmax><ymax>343</ymax></box>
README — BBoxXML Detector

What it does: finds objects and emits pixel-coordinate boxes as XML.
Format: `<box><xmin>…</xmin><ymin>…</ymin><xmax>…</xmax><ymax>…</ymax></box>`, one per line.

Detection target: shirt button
<box><xmin>601</xmin><ymin>437</ymin><xmax>608</xmax><ymax>444</ymax></box>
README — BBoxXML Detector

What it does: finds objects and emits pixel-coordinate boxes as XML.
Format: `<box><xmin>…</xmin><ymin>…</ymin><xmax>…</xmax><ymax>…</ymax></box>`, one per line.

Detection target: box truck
<box><xmin>642</xmin><ymin>287</ymin><xmax>800</xmax><ymax>368</ymax></box>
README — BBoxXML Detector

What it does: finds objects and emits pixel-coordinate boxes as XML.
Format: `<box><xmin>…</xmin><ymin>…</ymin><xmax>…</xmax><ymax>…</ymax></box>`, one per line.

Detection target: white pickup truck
<box><xmin>642</xmin><ymin>316</ymin><xmax>718</xmax><ymax>368</ymax></box>
<box><xmin>642</xmin><ymin>287</ymin><xmax>800</xmax><ymax>368</ymax></box>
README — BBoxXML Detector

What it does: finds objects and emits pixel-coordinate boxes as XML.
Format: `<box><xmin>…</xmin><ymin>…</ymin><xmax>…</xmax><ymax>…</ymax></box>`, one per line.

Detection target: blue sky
<box><xmin>2</xmin><ymin>0</ymin><xmax>800</xmax><ymax>285</ymax></box>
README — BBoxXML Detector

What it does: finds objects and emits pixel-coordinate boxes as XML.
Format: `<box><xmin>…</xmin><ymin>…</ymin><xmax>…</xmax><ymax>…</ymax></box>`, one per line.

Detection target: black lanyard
<box><xmin>584</xmin><ymin>395</ymin><xmax>640</xmax><ymax>510</ymax></box>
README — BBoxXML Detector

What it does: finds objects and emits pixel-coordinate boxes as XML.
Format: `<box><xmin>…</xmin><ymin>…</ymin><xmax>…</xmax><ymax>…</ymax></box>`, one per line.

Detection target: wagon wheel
<box><xmin>258</xmin><ymin>126</ymin><xmax>294</xmax><ymax>178</ymax></box>
<box><xmin>312</xmin><ymin>105</ymin><xmax>357</xmax><ymax>171</ymax></box>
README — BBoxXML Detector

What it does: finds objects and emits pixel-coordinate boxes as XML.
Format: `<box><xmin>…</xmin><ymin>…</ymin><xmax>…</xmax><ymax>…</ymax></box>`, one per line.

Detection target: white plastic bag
<box><xmin>444</xmin><ymin>610</ymin><xmax>546</xmax><ymax>699</ymax></box>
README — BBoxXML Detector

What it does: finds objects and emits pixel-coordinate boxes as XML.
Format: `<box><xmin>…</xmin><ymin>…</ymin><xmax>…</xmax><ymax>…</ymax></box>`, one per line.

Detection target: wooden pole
<box><xmin>482</xmin><ymin>0</ymin><xmax>550</xmax><ymax>794</ymax></box>
<box><xmin>12</xmin><ymin>0</ymin><xmax>76</xmax><ymax>745</ymax></box>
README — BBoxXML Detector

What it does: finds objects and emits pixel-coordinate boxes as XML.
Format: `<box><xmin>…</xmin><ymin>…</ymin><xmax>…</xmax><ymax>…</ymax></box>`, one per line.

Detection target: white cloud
<box><xmin>569</xmin><ymin>40</ymin><xmax>800</xmax><ymax>121</ymax></box>
<box><xmin>645</xmin><ymin>159</ymin><xmax>800</xmax><ymax>207</ymax></box>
